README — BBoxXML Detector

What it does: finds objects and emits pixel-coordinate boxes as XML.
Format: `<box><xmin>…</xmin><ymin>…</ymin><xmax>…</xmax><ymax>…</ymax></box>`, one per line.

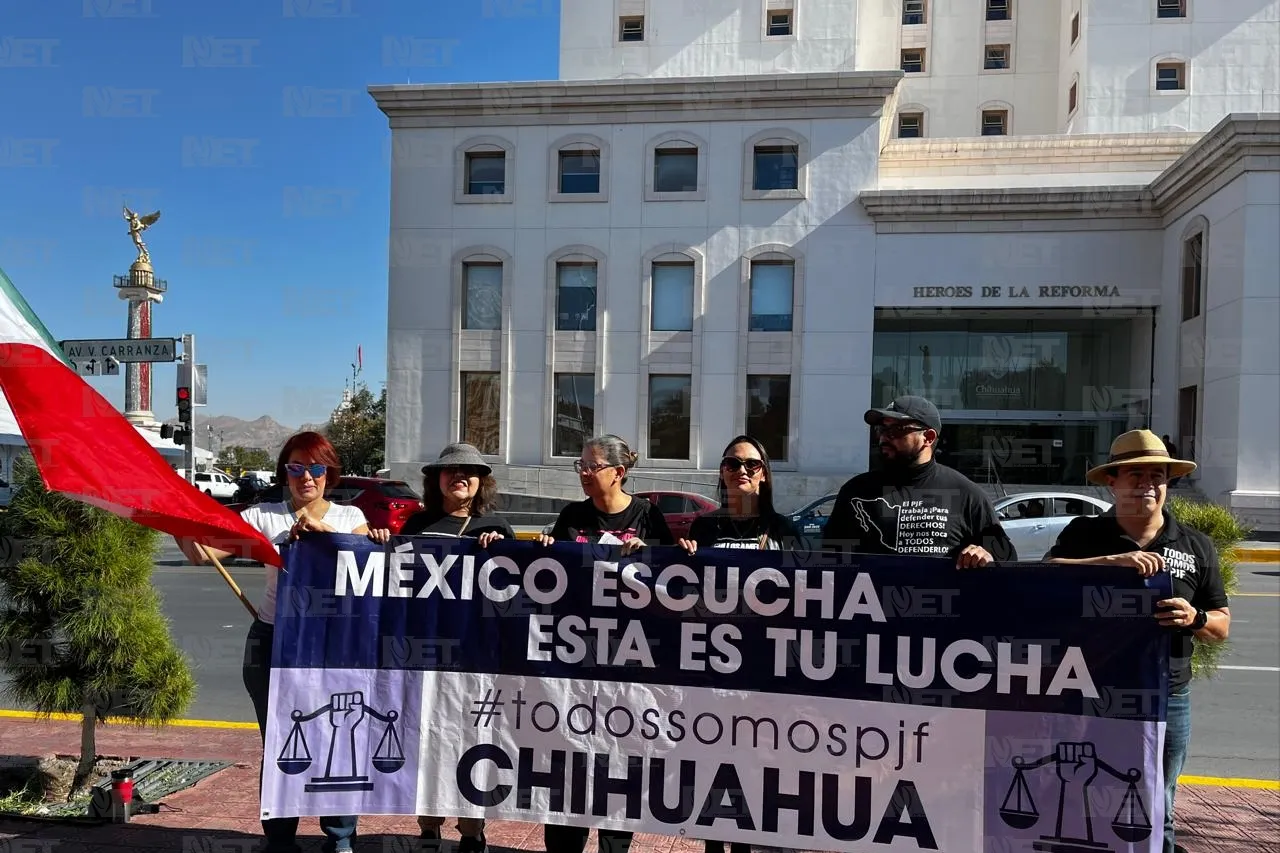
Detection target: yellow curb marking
<box><xmin>1179</xmin><ymin>775</ymin><xmax>1280</xmax><ymax>791</ymax></box>
<box><xmin>2</xmin><ymin>709</ymin><xmax>1278</xmax><ymax>790</ymax></box>
<box><xmin>0</xmin><ymin>709</ymin><xmax>257</xmax><ymax>730</ymax></box>
<box><xmin>1236</xmin><ymin>549</ymin><xmax>1280</xmax><ymax>563</ymax></box>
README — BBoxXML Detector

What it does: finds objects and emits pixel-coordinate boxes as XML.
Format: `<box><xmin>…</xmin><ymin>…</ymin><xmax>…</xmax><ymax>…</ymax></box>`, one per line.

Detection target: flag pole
<box><xmin>193</xmin><ymin>541</ymin><xmax>259</xmax><ymax>620</ymax></box>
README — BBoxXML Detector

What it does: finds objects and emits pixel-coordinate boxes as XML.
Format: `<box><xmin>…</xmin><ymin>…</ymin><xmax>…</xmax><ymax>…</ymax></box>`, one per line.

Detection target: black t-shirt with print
<box><xmin>688</xmin><ymin>510</ymin><xmax>806</xmax><ymax>551</ymax></box>
<box><xmin>399</xmin><ymin>510</ymin><xmax>514</xmax><ymax>540</ymax></box>
<box><xmin>821</xmin><ymin>459</ymin><xmax>1018</xmax><ymax>562</ymax></box>
<box><xmin>1046</xmin><ymin>509</ymin><xmax>1228</xmax><ymax>690</ymax></box>
<box><xmin>550</xmin><ymin>496</ymin><xmax>675</xmax><ymax>546</ymax></box>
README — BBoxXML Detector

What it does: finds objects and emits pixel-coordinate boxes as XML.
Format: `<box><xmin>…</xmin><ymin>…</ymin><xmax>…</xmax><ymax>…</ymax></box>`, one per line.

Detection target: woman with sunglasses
<box><xmin>538</xmin><ymin>435</ymin><xmax>672</xmax><ymax>853</ymax></box>
<box><xmin>175</xmin><ymin>431</ymin><xmax>387</xmax><ymax>853</ymax></box>
<box><xmin>680</xmin><ymin>435</ymin><xmax>803</xmax><ymax>554</ymax></box>
<box><xmin>388</xmin><ymin>442</ymin><xmax>511</xmax><ymax>853</ymax></box>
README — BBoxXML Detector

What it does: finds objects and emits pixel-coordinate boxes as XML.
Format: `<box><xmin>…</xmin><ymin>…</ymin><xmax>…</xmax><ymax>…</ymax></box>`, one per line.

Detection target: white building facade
<box><xmin>372</xmin><ymin>0</ymin><xmax>1280</xmax><ymax>530</ymax></box>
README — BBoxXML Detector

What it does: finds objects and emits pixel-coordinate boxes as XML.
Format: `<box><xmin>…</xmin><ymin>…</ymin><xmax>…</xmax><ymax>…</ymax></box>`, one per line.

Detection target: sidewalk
<box><xmin>0</xmin><ymin>717</ymin><xmax>1274</xmax><ymax>852</ymax></box>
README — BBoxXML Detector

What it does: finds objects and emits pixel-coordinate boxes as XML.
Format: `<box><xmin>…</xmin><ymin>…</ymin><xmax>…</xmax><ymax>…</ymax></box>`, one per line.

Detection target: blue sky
<box><xmin>0</xmin><ymin>0</ymin><xmax>559</xmax><ymax>427</ymax></box>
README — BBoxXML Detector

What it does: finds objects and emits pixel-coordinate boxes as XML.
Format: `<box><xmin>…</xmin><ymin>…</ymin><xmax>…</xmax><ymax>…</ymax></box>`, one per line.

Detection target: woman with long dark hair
<box><xmin>680</xmin><ymin>434</ymin><xmax>804</xmax><ymax>552</ymax></box>
<box><xmin>176</xmin><ymin>431</ymin><xmax>387</xmax><ymax>853</ymax></box>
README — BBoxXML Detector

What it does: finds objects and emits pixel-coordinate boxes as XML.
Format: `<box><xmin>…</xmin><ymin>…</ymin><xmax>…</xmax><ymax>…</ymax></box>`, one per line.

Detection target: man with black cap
<box><xmin>822</xmin><ymin>395</ymin><xmax>1017</xmax><ymax>567</ymax></box>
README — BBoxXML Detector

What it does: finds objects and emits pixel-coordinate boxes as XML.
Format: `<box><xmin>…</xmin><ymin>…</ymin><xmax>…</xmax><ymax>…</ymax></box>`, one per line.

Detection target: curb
<box><xmin>1237</xmin><ymin>548</ymin><xmax>1280</xmax><ymax>563</ymax></box>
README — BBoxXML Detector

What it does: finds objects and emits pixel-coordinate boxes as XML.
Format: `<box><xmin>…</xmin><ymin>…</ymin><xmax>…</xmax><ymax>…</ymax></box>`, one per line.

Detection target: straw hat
<box><xmin>1085</xmin><ymin>429</ymin><xmax>1196</xmax><ymax>485</ymax></box>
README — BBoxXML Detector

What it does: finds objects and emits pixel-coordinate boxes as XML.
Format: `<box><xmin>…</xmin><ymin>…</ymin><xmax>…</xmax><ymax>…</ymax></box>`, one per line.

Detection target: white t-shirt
<box><xmin>241</xmin><ymin>500</ymin><xmax>368</xmax><ymax>625</ymax></box>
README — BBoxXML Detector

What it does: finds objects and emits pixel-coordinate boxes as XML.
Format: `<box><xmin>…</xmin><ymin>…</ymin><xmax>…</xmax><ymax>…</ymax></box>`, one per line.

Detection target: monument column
<box><xmin>117</xmin><ymin>206</ymin><xmax>166</xmax><ymax>427</ymax></box>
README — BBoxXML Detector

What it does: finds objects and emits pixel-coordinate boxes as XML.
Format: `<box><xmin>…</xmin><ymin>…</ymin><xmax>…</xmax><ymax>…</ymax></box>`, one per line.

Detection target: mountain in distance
<box><xmin>160</xmin><ymin>414</ymin><xmax>327</xmax><ymax>453</ymax></box>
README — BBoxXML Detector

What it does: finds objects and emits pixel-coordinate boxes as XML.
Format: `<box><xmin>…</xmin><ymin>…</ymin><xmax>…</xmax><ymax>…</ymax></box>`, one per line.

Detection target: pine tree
<box><xmin>325</xmin><ymin>384</ymin><xmax>386</xmax><ymax>476</ymax></box>
<box><xmin>0</xmin><ymin>457</ymin><xmax>195</xmax><ymax>795</ymax></box>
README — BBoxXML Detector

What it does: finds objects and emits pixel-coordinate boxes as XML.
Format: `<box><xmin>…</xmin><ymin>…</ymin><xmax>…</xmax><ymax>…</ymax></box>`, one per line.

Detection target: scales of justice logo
<box><xmin>276</xmin><ymin>691</ymin><xmax>406</xmax><ymax>792</ymax></box>
<box><xmin>999</xmin><ymin>741</ymin><xmax>1152</xmax><ymax>852</ymax></box>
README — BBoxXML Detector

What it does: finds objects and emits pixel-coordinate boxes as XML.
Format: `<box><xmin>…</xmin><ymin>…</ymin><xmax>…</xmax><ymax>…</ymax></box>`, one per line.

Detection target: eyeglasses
<box><xmin>573</xmin><ymin>460</ymin><xmax>614</xmax><ymax>475</ymax></box>
<box><xmin>285</xmin><ymin>462</ymin><xmax>327</xmax><ymax>479</ymax></box>
<box><xmin>876</xmin><ymin>423</ymin><xmax>928</xmax><ymax>440</ymax></box>
<box><xmin>720</xmin><ymin>457</ymin><xmax>764</xmax><ymax>475</ymax></box>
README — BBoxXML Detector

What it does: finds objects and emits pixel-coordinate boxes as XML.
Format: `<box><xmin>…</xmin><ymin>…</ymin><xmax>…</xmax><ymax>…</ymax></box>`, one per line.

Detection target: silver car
<box><xmin>993</xmin><ymin>492</ymin><xmax>1113</xmax><ymax>561</ymax></box>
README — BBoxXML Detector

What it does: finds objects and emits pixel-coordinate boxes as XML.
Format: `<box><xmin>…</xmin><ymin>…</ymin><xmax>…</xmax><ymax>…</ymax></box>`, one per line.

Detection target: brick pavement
<box><xmin>0</xmin><ymin>717</ymin><xmax>1274</xmax><ymax>853</ymax></box>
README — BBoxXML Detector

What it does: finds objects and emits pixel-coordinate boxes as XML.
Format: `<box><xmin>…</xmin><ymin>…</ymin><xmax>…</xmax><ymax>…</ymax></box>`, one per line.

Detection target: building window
<box><xmin>1156</xmin><ymin>61</ymin><xmax>1186</xmax><ymax>90</ymax></box>
<box><xmin>1068</xmin><ymin>81</ymin><xmax>1079</xmax><ymax>114</ymax></box>
<box><xmin>749</xmin><ymin>260</ymin><xmax>793</xmax><ymax>332</ymax></box>
<box><xmin>746</xmin><ymin>375</ymin><xmax>790</xmax><ymax>462</ymax></box>
<box><xmin>752</xmin><ymin>144</ymin><xmax>799</xmax><ymax>191</ymax></box>
<box><xmin>901</xmin><ymin>48</ymin><xmax>925</xmax><ymax>74</ymax></box>
<box><xmin>1181</xmin><ymin>232</ymin><xmax>1203</xmax><ymax>321</ymax></box>
<box><xmin>555</xmin><ymin>262</ymin><xmax>597</xmax><ymax>332</ymax></box>
<box><xmin>558</xmin><ymin>149</ymin><xmax>600</xmax><ymax>194</ymax></box>
<box><xmin>465</xmin><ymin>151</ymin><xmax>505</xmax><ymax>195</ymax></box>
<box><xmin>553</xmin><ymin>373</ymin><xmax>594</xmax><ymax>457</ymax></box>
<box><xmin>903</xmin><ymin>0</ymin><xmax>926</xmax><ymax>25</ymax></box>
<box><xmin>1070</xmin><ymin>12</ymin><xmax>1080</xmax><ymax>43</ymax></box>
<box><xmin>981</xmin><ymin>109</ymin><xmax>1008</xmax><ymax>135</ymax></box>
<box><xmin>898</xmin><ymin>112</ymin><xmax>923</xmax><ymax>138</ymax></box>
<box><xmin>984</xmin><ymin>45</ymin><xmax>1010</xmax><ymax>70</ymax></box>
<box><xmin>462</xmin><ymin>262</ymin><xmax>502</xmax><ymax>330</ymax></box>
<box><xmin>648</xmin><ymin>375</ymin><xmax>692</xmax><ymax>460</ymax></box>
<box><xmin>654</xmin><ymin>146</ymin><xmax>698</xmax><ymax>193</ymax></box>
<box><xmin>1178</xmin><ymin>385</ymin><xmax>1197</xmax><ymax>462</ymax></box>
<box><xmin>766</xmin><ymin>9</ymin><xmax>793</xmax><ymax>36</ymax></box>
<box><xmin>1157</xmin><ymin>0</ymin><xmax>1186</xmax><ymax>19</ymax></box>
<box><xmin>461</xmin><ymin>372</ymin><xmax>500</xmax><ymax>455</ymax></box>
<box><xmin>619</xmin><ymin>16</ymin><xmax>644</xmax><ymax>41</ymax></box>
<box><xmin>651</xmin><ymin>261</ymin><xmax>695</xmax><ymax>331</ymax></box>
<box><xmin>986</xmin><ymin>0</ymin><xmax>1010</xmax><ymax>21</ymax></box>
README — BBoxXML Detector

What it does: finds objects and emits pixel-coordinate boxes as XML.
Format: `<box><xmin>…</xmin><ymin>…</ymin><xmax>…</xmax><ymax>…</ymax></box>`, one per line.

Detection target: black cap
<box><xmin>863</xmin><ymin>395</ymin><xmax>942</xmax><ymax>432</ymax></box>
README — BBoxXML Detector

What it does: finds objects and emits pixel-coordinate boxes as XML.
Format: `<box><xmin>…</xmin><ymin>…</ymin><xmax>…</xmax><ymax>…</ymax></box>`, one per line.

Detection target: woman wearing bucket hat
<box><xmin>393</xmin><ymin>442</ymin><xmax>512</xmax><ymax>853</ymax></box>
<box><xmin>1045</xmin><ymin>429</ymin><xmax>1230</xmax><ymax>853</ymax></box>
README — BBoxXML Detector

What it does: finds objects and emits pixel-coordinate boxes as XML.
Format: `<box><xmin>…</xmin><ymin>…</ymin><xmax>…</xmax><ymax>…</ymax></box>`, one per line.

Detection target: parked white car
<box><xmin>175</xmin><ymin>468</ymin><xmax>240</xmax><ymax>501</ymax></box>
<box><xmin>993</xmin><ymin>492</ymin><xmax>1113</xmax><ymax>561</ymax></box>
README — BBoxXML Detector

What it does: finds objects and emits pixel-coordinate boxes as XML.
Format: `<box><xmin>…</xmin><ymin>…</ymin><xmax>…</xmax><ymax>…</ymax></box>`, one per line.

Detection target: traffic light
<box><xmin>176</xmin><ymin>385</ymin><xmax>192</xmax><ymax>427</ymax></box>
<box><xmin>160</xmin><ymin>423</ymin><xmax>186</xmax><ymax>446</ymax></box>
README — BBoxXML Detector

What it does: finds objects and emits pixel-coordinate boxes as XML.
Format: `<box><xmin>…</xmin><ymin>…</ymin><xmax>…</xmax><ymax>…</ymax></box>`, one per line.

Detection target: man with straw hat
<box><xmin>1045</xmin><ymin>429</ymin><xmax>1230</xmax><ymax>853</ymax></box>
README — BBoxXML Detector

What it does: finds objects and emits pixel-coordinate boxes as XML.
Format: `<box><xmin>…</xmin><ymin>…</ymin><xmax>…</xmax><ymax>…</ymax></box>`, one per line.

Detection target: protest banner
<box><xmin>261</xmin><ymin>534</ymin><xmax>1170</xmax><ymax>852</ymax></box>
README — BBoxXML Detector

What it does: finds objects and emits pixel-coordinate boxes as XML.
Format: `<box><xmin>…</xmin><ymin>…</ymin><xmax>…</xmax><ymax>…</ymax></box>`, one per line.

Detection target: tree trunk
<box><xmin>70</xmin><ymin>702</ymin><xmax>97</xmax><ymax>797</ymax></box>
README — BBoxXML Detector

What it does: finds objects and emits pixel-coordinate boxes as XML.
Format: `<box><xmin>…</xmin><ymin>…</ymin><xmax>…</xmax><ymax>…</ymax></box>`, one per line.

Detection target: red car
<box><xmin>226</xmin><ymin>476</ymin><xmax>424</xmax><ymax>534</ymax></box>
<box><xmin>632</xmin><ymin>490</ymin><xmax>719</xmax><ymax>541</ymax></box>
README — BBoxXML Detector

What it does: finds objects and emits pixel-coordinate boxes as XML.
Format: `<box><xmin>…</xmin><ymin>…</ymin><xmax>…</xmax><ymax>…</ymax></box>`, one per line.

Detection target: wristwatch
<box><xmin>1188</xmin><ymin>608</ymin><xmax>1208</xmax><ymax>632</ymax></box>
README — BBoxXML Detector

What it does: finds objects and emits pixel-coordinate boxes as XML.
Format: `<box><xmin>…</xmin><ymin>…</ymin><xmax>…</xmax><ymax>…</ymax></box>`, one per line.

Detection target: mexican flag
<box><xmin>0</xmin><ymin>265</ymin><xmax>281</xmax><ymax>567</ymax></box>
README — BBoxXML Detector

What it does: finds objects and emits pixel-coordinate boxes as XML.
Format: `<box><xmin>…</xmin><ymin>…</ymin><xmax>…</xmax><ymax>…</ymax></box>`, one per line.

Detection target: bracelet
<box><xmin>1189</xmin><ymin>608</ymin><xmax>1208</xmax><ymax>631</ymax></box>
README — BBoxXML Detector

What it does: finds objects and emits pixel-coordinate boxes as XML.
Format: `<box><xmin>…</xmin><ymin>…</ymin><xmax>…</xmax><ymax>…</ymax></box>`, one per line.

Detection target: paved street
<box><xmin>4</xmin><ymin>543</ymin><xmax>1278</xmax><ymax>782</ymax></box>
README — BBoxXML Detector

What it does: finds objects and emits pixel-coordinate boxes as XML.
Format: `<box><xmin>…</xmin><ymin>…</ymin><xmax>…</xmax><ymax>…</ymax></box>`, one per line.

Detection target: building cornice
<box><xmin>1148</xmin><ymin>114</ymin><xmax>1280</xmax><ymax>222</ymax></box>
<box><xmin>369</xmin><ymin>72</ymin><xmax>903</xmax><ymax>128</ymax></box>
<box><xmin>862</xmin><ymin>114</ymin><xmax>1279</xmax><ymax>228</ymax></box>
<box><xmin>859</xmin><ymin>186</ymin><xmax>1160</xmax><ymax>225</ymax></box>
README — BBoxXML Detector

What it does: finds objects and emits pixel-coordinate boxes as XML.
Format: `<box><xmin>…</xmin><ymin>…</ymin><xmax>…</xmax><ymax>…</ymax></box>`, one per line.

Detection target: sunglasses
<box><xmin>441</xmin><ymin>466</ymin><xmax>484</xmax><ymax>478</ymax></box>
<box><xmin>721</xmin><ymin>457</ymin><xmax>765</xmax><ymax>475</ymax></box>
<box><xmin>876</xmin><ymin>423</ymin><xmax>928</xmax><ymax>439</ymax></box>
<box><xmin>574</xmin><ymin>460</ymin><xmax>615</xmax><ymax>475</ymax></box>
<box><xmin>285</xmin><ymin>462</ymin><xmax>328</xmax><ymax>479</ymax></box>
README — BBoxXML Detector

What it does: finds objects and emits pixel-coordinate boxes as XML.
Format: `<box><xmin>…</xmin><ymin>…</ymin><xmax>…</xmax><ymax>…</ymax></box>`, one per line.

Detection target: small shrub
<box><xmin>1167</xmin><ymin>496</ymin><xmax>1251</xmax><ymax>679</ymax></box>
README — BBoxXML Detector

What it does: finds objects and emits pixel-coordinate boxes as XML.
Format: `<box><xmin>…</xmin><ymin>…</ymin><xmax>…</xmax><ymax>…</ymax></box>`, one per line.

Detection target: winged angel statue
<box><xmin>122</xmin><ymin>206</ymin><xmax>162</xmax><ymax>263</ymax></box>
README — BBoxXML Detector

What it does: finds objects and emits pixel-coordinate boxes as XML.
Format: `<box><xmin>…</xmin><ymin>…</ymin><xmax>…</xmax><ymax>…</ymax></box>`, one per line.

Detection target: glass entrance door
<box><xmin>875</xmin><ymin>419</ymin><xmax>1126</xmax><ymax>487</ymax></box>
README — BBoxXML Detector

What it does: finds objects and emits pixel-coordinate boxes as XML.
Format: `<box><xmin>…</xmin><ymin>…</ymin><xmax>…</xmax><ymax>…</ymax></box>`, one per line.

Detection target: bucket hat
<box><xmin>421</xmin><ymin>442</ymin><xmax>492</xmax><ymax>477</ymax></box>
<box><xmin>1085</xmin><ymin>429</ymin><xmax>1196</xmax><ymax>485</ymax></box>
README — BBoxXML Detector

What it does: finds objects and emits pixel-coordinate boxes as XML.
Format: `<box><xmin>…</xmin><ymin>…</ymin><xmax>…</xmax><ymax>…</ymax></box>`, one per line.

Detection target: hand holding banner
<box><xmin>262</xmin><ymin>535</ymin><xmax>1170</xmax><ymax>852</ymax></box>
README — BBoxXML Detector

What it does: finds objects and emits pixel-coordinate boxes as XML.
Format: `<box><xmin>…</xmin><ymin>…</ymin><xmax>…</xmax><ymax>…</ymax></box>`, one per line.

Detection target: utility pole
<box><xmin>180</xmin><ymin>333</ymin><xmax>195</xmax><ymax>483</ymax></box>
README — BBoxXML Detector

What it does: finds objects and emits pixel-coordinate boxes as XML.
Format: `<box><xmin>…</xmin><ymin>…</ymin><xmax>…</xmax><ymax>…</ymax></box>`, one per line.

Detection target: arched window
<box><xmin>645</xmin><ymin>130</ymin><xmax>708</xmax><ymax>201</ymax></box>
<box><xmin>548</xmin><ymin>133</ymin><xmax>609</xmax><ymax>202</ymax></box>
<box><xmin>896</xmin><ymin>105</ymin><xmax>928</xmax><ymax>139</ymax></box>
<box><xmin>978</xmin><ymin>101</ymin><xmax>1013</xmax><ymax>136</ymax></box>
<box><xmin>743</xmin><ymin>128</ymin><xmax>809</xmax><ymax>200</ymax></box>
<box><xmin>547</xmin><ymin>245</ymin><xmax>606</xmax><ymax>334</ymax></box>
<box><xmin>1152</xmin><ymin>55</ymin><xmax>1189</xmax><ymax>93</ymax></box>
<box><xmin>642</xmin><ymin>245</ymin><xmax>704</xmax><ymax>333</ymax></box>
<box><xmin>1179</xmin><ymin>217</ymin><xmax>1208</xmax><ymax>322</ymax></box>
<box><xmin>454</xmin><ymin>136</ymin><xmax>514</xmax><ymax>204</ymax></box>
<box><xmin>451</xmin><ymin>245</ymin><xmax>513</xmax><ymax>456</ymax></box>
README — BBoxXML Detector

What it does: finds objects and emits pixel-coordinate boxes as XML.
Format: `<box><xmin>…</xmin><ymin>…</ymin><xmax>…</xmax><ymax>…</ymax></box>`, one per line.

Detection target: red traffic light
<box><xmin>177</xmin><ymin>387</ymin><xmax>191</xmax><ymax>400</ymax></box>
